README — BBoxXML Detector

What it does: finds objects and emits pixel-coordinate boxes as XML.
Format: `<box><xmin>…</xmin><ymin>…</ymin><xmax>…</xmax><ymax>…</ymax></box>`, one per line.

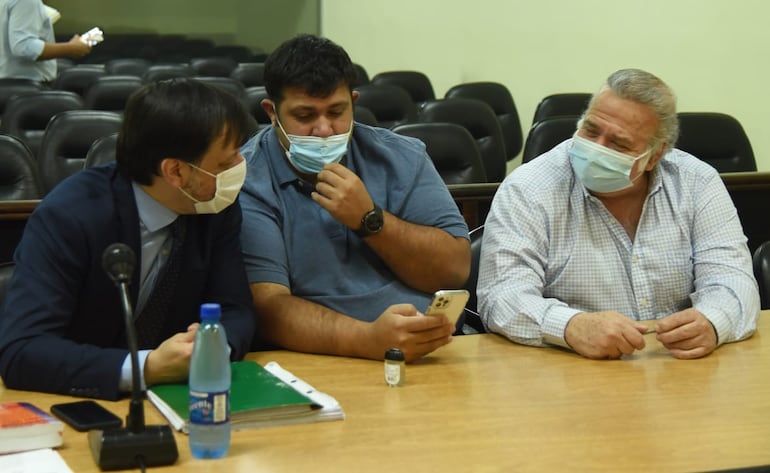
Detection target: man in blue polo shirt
<box><xmin>239</xmin><ymin>34</ymin><xmax>470</xmax><ymax>362</ymax></box>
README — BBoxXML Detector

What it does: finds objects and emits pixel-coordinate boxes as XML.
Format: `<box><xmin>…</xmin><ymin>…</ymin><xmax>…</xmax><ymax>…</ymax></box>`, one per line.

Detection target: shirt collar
<box><xmin>131</xmin><ymin>182</ymin><xmax>179</xmax><ymax>232</ymax></box>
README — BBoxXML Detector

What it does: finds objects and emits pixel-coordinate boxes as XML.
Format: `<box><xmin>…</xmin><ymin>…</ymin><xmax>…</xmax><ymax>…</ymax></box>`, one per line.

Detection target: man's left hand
<box><xmin>654</xmin><ymin>308</ymin><xmax>717</xmax><ymax>359</ymax></box>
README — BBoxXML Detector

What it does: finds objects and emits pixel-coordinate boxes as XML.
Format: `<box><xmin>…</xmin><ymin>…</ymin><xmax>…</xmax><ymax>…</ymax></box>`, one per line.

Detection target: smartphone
<box><xmin>51</xmin><ymin>400</ymin><xmax>122</xmax><ymax>432</ymax></box>
<box><xmin>424</xmin><ymin>289</ymin><xmax>470</xmax><ymax>326</ymax></box>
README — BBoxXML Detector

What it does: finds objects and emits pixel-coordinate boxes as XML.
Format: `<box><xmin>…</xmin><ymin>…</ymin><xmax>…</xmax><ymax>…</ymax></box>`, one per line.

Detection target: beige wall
<box><xmin>48</xmin><ymin>0</ymin><xmax>318</xmax><ymax>53</ymax></box>
<box><xmin>321</xmin><ymin>0</ymin><xmax>770</xmax><ymax>172</ymax></box>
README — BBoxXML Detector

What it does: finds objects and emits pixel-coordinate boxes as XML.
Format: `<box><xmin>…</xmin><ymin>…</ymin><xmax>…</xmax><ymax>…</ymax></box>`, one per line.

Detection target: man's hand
<box><xmin>366</xmin><ymin>303</ymin><xmax>454</xmax><ymax>362</ymax></box>
<box><xmin>66</xmin><ymin>35</ymin><xmax>92</xmax><ymax>58</ymax></box>
<box><xmin>144</xmin><ymin>323</ymin><xmax>199</xmax><ymax>386</ymax></box>
<box><xmin>564</xmin><ymin>312</ymin><xmax>648</xmax><ymax>359</ymax></box>
<box><xmin>654</xmin><ymin>308</ymin><xmax>717</xmax><ymax>359</ymax></box>
<box><xmin>312</xmin><ymin>163</ymin><xmax>373</xmax><ymax>229</ymax></box>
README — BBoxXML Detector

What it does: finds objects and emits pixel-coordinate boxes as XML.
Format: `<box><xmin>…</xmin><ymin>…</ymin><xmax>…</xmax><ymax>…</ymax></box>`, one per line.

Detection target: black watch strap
<box><xmin>355</xmin><ymin>205</ymin><xmax>384</xmax><ymax>237</ymax></box>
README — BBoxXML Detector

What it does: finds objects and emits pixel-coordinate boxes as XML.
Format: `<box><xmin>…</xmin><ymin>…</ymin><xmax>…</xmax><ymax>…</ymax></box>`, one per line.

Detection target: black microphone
<box><xmin>89</xmin><ymin>243</ymin><xmax>178</xmax><ymax>470</ymax></box>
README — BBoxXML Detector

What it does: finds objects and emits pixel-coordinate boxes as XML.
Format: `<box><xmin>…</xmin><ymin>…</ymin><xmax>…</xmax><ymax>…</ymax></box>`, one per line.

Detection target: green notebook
<box><xmin>148</xmin><ymin>361</ymin><xmax>323</xmax><ymax>433</ymax></box>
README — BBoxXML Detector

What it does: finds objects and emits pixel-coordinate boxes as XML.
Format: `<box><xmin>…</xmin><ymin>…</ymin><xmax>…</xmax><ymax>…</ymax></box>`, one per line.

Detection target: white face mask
<box><xmin>178</xmin><ymin>160</ymin><xmax>246</xmax><ymax>214</ymax></box>
<box><xmin>569</xmin><ymin>134</ymin><xmax>653</xmax><ymax>193</ymax></box>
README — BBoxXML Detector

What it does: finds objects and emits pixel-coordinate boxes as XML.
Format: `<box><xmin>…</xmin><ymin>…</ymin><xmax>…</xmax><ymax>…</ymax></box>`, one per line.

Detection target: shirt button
<box><xmin>632</xmin><ymin>256</ymin><xmax>639</xmax><ymax>264</ymax></box>
<box><xmin>640</xmin><ymin>299</ymin><xmax>649</xmax><ymax>307</ymax></box>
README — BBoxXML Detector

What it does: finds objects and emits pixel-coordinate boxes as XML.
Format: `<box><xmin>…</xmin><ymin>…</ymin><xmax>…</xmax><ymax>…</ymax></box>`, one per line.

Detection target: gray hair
<box><xmin>584</xmin><ymin>68</ymin><xmax>679</xmax><ymax>153</ymax></box>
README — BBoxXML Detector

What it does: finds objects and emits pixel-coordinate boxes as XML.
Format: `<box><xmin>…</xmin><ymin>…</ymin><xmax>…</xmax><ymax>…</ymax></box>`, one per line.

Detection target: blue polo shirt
<box><xmin>239</xmin><ymin>123</ymin><xmax>469</xmax><ymax>321</ymax></box>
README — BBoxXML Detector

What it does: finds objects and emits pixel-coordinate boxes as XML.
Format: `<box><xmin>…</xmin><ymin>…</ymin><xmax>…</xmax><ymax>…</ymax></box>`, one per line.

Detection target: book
<box><xmin>148</xmin><ymin>361</ymin><xmax>344</xmax><ymax>433</ymax></box>
<box><xmin>43</xmin><ymin>5</ymin><xmax>61</xmax><ymax>24</ymax></box>
<box><xmin>0</xmin><ymin>402</ymin><xmax>64</xmax><ymax>454</ymax></box>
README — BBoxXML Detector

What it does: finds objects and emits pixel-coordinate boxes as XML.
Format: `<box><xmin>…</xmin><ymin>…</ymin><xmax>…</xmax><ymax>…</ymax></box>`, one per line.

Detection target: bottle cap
<box><xmin>384</xmin><ymin>347</ymin><xmax>404</xmax><ymax>361</ymax></box>
<box><xmin>200</xmin><ymin>303</ymin><xmax>221</xmax><ymax>321</ymax></box>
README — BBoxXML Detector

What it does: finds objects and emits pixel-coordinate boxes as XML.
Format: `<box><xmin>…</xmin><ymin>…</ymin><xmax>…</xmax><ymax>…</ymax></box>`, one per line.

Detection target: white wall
<box><xmin>321</xmin><ymin>0</ymin><xmax>770</xmax><ymax>172</ymax></box>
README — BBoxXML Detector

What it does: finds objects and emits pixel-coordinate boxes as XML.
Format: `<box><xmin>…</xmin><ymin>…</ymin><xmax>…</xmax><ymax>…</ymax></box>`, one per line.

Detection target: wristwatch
<box><xmin>355</xmin><ymin>205</ymin><xmax>384</xmax><ymax>237</ymax></box>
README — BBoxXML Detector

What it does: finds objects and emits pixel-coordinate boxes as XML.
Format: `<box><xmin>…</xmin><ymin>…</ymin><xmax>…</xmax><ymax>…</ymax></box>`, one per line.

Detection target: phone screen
<box><xmin>51</xmin><ymin>400</ymin><xmax>122</xmax><ymax>432</ymax></box>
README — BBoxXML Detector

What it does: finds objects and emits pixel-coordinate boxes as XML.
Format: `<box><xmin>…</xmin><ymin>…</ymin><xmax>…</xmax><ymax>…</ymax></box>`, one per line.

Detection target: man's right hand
<box><xmin>66</xmin><ymin>35</ymin><xmax>92</xmax><ymax>58</ymax></box>
<box><xmin>367</xmin><ymin>303</ymin><xmax>454</xmax><ymax>362</ymax></box>
<box><xmin>564</xmin><ymin>312</ymin><xmax>649</xmax><ymax>359</ymax></box>
<box><xmin>143</xmin><ymin>324</ymin><xmax>198</xmax><ymax>386</ymax></box>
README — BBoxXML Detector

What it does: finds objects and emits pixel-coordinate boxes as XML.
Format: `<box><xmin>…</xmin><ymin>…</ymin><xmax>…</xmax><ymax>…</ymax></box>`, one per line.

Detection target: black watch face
<box><xmin>365</xmin><ymin>210</ymin><xmax>383</xmax><ymax>231</ymax></box>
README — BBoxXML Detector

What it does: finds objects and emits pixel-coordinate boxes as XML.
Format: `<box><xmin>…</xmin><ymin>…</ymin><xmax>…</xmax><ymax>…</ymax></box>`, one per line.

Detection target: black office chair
<box><xmin>192</xmin><ymin>76</ymin><xmax>247</xmax><ymax>101</ymax></box>
<box><xmin>532</xmin><ymin>93</ymin><xmax>592</xmax><ymax>124</ymax></box>
<box><xmin>391</xmin><ymin>123</ymin><xmax>486</xmax><ymax>184</ymax></box>
<box><xmin>142</xmin><ymin>64</ymin><xmax>196</xmax><ymax>84</ymax></box>
<box><xmin>445</xmin><ymin>82</ymin><xmax>523</xmax><ymax>162</ymax></box>
<box><xmin>209</xmin><ymin>45</ymin><xmax>255</xmax><ymax>63</ymax></box>
<box><xmin>0</xmin><ymin>79</ymin><xmax>42</xmax><ymax>116</ymax></box>
<box><xmin>245</xmin><ymin>86</ymin><xmax>271</xmax><ymax>129</ymax></box>
<box><xmin>353</xmin><ymin>105</ymin><xmax>378</xmax><ymax>127</ymax></box>
<box><xmin>675</xmin><ymin>112</ymin><xmax>757</xmax><ymax>172</ymax></box>
<box><xmin>230</xmin><ymin>63</ymin><xmax>264</xmax><ymax>88</ymax></box>
<box><xmin>521</xmin><ymin>116</ymin><xmax>579</xmax><ymax>163</ymax></box>
<box><xmin>0</xmin><ymin>262</ymin><xmax>15</xmax><ymax>308</ymax></box>
<box><xmin>753</xmin><ymin>241</ymin><xmax>770</xmax><ymax>310</ymax></box>
<box><xmin>371</xmin><ymin>70</ymin><xmax>435</xmax><ymax>104</ymax></box>
<box><xmin>105</xmin><ymin>58</ymin><xmax>152</xmax><ymax>77</ymax></box>
<box><xmin>51</xmin><ymin>65</ymin><xmax>107</xmax><ymax>97</ymax></box>
<box><xmin>83</xmin><ymin>132</ymin><xmax>119</xmax><ymax>168</ymax></box>
<box><xmin>83</xmin><ymin>75</ymin><xmax>143</xmax><ymax>113</ymax></box>
<box><xmin>0</xmin><ymin>90</ymin><xmax>84</xmax><ymax>159</ymax></box>
<box><xmin>190</xmin><ymin>57</ymin><xmax>238</xmax><ymax>77</ymax></box>
<box><xmin>38</xmin><ymin>110</ymin><xmax>123</xmax><ymax>194</ymax></box>
<box><xmin>351</xmin><ymin>63</ymin><xmax>370</xmax><ymax>88</ymax></box>
<box><xmin>354</xmin><ymin>84</ymin><xmax>417</xmax><ymax>129</ymax></box>
<box><xmin>418</xmin><ymin>98</ymin><xmax>507</xmax><ymax>182</ymax></box>
<box><xmin>462</xmin><ymin>225</ymin><xmax>486</xmax><ymax>334</ymax></box>
<box><xmin>0</xmin><ymin>134</ymin><xmax>43</xmax><ymax>199</ymax></box>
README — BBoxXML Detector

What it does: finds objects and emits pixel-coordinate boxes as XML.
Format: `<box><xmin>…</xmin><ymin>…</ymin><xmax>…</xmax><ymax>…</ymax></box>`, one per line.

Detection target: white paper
<box><xmin>0</xmin><ymin>448</ymin><xmax>73</xmax><ymax>473</ymax></box>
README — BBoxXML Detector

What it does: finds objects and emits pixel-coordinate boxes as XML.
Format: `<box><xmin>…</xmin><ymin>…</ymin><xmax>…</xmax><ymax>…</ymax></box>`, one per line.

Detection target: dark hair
<box><xmin>116</xmin><ymin>78</ymin><xmax>251</xmax><ymax>185</ymax></box>
<box><xmin>263</xmin><ymin>34</ymin><xmax>357</xmax><ymax>106</ymax></box>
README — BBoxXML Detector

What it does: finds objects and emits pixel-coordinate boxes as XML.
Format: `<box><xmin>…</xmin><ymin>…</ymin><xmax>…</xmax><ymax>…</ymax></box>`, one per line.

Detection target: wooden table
<box><xmin>3</xmin><ymin>313</ymin><xmax>769</xmax><ymax>472</ymax></box>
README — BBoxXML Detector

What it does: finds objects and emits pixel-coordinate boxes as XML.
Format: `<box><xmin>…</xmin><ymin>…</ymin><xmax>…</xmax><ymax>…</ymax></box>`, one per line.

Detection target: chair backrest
<box><xmin>462</xmin><ymin>225</ymin><xmax>486</xmax><ymax>333</ymax></box>
<box><xmin>83</xmin><ymin>132</ymin><xmax>119</xmax><ymax>168</ymax></box>
<box><xmin>0</xmin><ymin>79</ymin><xmax>42</xmax><ymax>116</ymax></box>
<box><xmin>418</xmin><ymin>98</ymin><xmax>507</xmax><ymax>182</ymax></box>
<box><xmin>445</xmin><ymin>81</ymin><xmax>523</xmax><ymax>162</ymax></box>
<box><xmin>351</xmin><ymin>63</ymin><xmax>370</xmax><ymax>87</ymax></box>
<box><xmin>532</xmin><ymin>93</ymin><xmax>592</xmax><ymax>124</ymax></box>
<box><xmin>0</xmin><ymin>262</ymin><xmax>15</xmax><ymax>308</ymax></box>
<box><xmin>245</xmin><ymin>86</ymin><xmax>270</xmax><ymax>127</ymax></box>
<box><xmin>522</xmin><ymin>116</ymin><xmax>579</xmax><ymax>163</ymax></box>
<box><xmin>0</xmin><ymin>90</ymin><xmax>84</xmax><ymax>159</ymax></box>
<box><xmin>38</xmin><ymin>110</ymin><xmax>123</xmax><ymax>193</ymax></box>
<box><xmin>354</xmin><ymin>84</ymin><xmax>417</xmax><ymax>129</ymax></box>
<box><xmin>0</xmin><ymin>134</ymin><xmax>43</xmax><ymax>199</ymax></box>
<box><xmin>675</xmin><ymin>112</ymin><xmax>757</xmax><ymax>172</ymax></box>
<box><xmin>192</xmin><ymin>76</ymin><xmax>246</xmax><ymax>101</ymax></box>
<box><xmin>391</xmin><ymin>122</ymin><xmax>486</xmax><ymax>184</ymax></box>
<box><xmin>142</xmin><ymin>64</ymin><xmax>196</xmax><ymax>84</ymax></box>
<box><xmin>230</xmin><ymin>62</ymin><xmax>264</xmax><ymax>88</ymax></box>
<box><xmin>51</xmin><ymin>65</ymin><xmax>107</xmax><ymax>97</ymax></box>
<box><xmin>190</xmin><ymin>57</ymin><xmax>238</xmax><ymax>77</ymax></box>
<box><xmin>753</xmin><ymin>241</ymin><xmax>770</xmax><ymax>310</ymax></box>
<box><xmin>353</xmin><ymin>105</ymin><xmax>378</xmax><ymax>127</ymax></box>
<box><xmin>371</xmin><ymin>70</ymin><xmax>435</xmax><ymax>104</ymax></box>
<box><xmin>83</xmin><ymin>75</ymin><xmax>143</xmax><ymax>113</ymax></box>
<box><xmin>104</xmin><ymin>58</ymin><xmax>152</xmax><ymax>77</ymax></box>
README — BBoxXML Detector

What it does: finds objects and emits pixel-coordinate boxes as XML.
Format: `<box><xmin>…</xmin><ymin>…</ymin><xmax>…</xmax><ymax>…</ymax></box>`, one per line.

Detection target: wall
<box><xmin>48</xmin><ymin>0</ymin><xmax>319</xmax><ymax>53</ymax></box>
<box><xmin>321</xmin><ymin>0</ymin><xmax>770</xmax><ymax>172</ymax></box>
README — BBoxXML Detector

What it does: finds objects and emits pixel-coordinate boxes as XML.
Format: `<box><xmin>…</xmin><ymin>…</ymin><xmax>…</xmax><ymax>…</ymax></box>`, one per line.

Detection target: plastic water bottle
<box><xmin>189</xmin><ymin>303</ymin><xmax>231</xmax><ymax>459</ymax></box>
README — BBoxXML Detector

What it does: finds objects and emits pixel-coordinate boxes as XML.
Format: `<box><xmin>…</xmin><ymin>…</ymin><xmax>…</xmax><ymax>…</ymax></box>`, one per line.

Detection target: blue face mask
<box><xmin>274</xmin><ymin>111</ymin><xmax>353</xmax><ymax>174</ymax></box>
<box><xmin>568</xmin><ymin>134</ymin><xmax>652</xmax><ymax>193</ymax></box>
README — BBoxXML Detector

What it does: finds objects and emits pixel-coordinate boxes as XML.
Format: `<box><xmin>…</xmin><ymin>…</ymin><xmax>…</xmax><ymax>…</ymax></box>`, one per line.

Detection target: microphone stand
<box><xmin>89</xmin><ymin>245</ymin><xmax>178</xmax><ymax>470</ymax></box>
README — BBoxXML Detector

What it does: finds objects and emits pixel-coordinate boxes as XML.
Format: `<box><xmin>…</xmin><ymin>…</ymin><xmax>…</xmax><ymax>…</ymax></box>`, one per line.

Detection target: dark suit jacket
<box><xmin>0</xmin><ymin>164</ymin><xmax>256</xmax><ymax>400</ymax></box>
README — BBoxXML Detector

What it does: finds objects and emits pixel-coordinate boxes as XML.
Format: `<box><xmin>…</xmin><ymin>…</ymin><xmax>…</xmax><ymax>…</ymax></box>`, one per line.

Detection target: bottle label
<box><xmin>189</xmin><ymin>390</ymin><xmax>230</xmax><ymax>425</ymax></box>
<box><xmin>384</xmin><ymin>363</ymin><xmax>402</xmax><ymax>386</ymax></box>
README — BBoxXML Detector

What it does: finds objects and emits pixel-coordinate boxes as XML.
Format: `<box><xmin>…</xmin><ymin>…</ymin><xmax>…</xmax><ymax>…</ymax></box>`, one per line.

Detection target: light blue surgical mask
<box><xmin>274</xmin><ymin>111</ymin><xmax>353</xmax><ymax>174</ymax></box>
<box><xmin>568</xmin><ymin>134</ymin><xmax>653</xmax><ymax>193</ymax></box>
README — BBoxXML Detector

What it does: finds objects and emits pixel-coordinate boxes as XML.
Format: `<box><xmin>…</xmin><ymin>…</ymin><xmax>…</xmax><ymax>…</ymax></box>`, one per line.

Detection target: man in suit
<box><xmin>0</xmin><ymin>79</ymin><xmax>256</xmax><ymax>400</ymax></box>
